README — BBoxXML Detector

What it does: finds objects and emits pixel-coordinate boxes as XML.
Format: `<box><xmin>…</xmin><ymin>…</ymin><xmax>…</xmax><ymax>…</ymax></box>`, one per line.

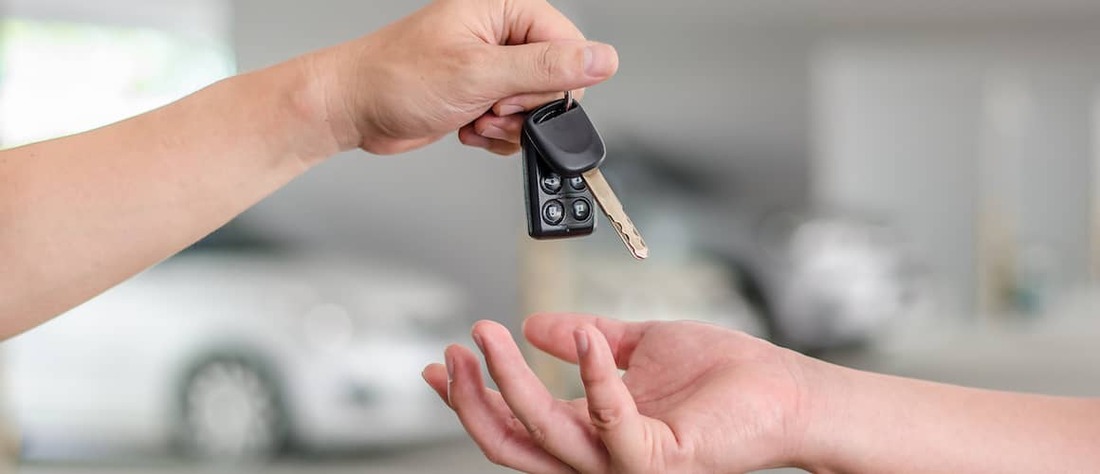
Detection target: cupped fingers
<box><xmin>491</xmin><ymin>90</ymin><xmax>585</xmax><ymax>117</ymax></box>
<box><xmin>467</xmin><ymin>89</ymin><xmax>588</xmax><ymax>149</ymax></box>
<box><xmin>443</xmin><ymin>344</ymin><xmax>574</xmax><ymax>474</ymax></box>
<box><xmin>473</xmin><ymin>320</ymin><xmax>610</xmax><ymax>472</ymax></box>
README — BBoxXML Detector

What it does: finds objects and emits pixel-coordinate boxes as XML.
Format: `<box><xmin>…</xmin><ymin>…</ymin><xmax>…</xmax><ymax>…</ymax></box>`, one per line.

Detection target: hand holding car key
<box><xmin>521</xmin><ymin>91</ymin><xmax>649</xmax><ymax>259</ymax></box>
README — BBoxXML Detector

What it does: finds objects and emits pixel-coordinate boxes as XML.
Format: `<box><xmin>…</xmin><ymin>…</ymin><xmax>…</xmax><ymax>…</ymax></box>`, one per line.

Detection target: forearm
<box><xmin>0</xmin><ymin>54</ymin><xmax>342</xmax><ymax>338</ymax></box>
<box><xmin>806</xmin><ymin>363</ymin><xmax>1100</xmax><ymax>473</ymax></box>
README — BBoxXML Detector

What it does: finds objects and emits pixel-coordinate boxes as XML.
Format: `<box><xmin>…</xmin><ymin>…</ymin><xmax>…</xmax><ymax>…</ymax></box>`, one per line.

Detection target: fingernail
<box><xmin>480</xmin><ymin>125</ymin><xmax>508</xmax><ymax>141</ymax></box>
<box><xmin>446</xmin><ymin>353</ymin><xmax>455</xmax><ymax>381</ymax></box>
<box><xmin>585</xmin><ymin>44</ymin><xmax>616</xmax><ymax>77</ymax></box>
<box><xmin>498</xmin><ymin>104</ymin><xmax>524</xmax><ymax>116</ymax></box>
<box><xmin>574</xmin><ymin>329</ymin><xmax>589</xmax><ymax>357</ymax></box>
<box><xmin>473</xmin><ymin>333</ymin><xmax>486</xmax><ymax>354</ymax></box>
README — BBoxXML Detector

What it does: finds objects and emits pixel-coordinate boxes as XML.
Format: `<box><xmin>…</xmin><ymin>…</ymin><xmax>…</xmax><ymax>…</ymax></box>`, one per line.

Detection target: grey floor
<box><xmin>18</xmin><ymin>439</ymin><xmax>508</xmax><ymax>474</ymax></box>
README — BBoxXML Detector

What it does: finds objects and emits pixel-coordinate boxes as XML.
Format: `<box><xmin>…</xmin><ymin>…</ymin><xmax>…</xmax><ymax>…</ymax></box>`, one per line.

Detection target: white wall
<box><xmin>582</xmin><ymin>10</ymin><xmax>814</xmax><ymax>209</ymax></box>
<box><xmin>814</xmin><ymin>28</ymin><xmax>1100</xmax><ymax>311</ymax></box>
<box><xmin>6</xmin><ymin>0</ymin><xmax>229</xmax><ymax>41</ymax></box>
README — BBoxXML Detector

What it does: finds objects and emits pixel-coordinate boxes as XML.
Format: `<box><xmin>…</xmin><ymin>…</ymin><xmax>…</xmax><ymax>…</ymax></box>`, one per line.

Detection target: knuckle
<box><xmin>458</xmin><ymin>129</ymin><xmax>482</xmax><ymax>146</ymax></box>
<box><xmin>536</xmin><ymin>43</ymin><xmax>564</xmax><ymax>82</ymax></box>
<box><xmin>526</xmin><ymin>422</ymin><xmax>549</xmax><ymax>446</ymax></box>
<box><xmin>505</xmin><ymin>415</ymin><xmax>527</xmax><ymax>433</ymax></box>
<box><xmin>590</xmin><ymin>407</ymin><xmax>624</xmax><ymax>430</ymax></box>
<box><xmin>480</xmin><ymin>425</ymin><xmax>519</xmax><ymax>467</ymax></box>
<box><xmin>481</xmin><ymin>448</ymin><xmax>505</xmax><ymax>466</ymax></box>
<box><xmin>472</xmin><ymin>119</ymin><xmax>493</xmax><ymax>136</ymax></box>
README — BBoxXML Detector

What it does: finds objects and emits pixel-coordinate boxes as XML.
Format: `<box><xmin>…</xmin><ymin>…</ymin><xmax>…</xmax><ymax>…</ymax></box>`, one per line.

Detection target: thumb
<box><xmin>489</xmin><ymin>40</ymin><xmax>618</xmax><ymax>97</ymax></box>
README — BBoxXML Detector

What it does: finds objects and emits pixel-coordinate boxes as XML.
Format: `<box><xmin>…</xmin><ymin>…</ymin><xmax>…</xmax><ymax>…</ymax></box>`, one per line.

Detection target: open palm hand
<box><xmin>423</xmin><ymin>314</ymin><xmax>817</xmax><ymax>473</ymax></box>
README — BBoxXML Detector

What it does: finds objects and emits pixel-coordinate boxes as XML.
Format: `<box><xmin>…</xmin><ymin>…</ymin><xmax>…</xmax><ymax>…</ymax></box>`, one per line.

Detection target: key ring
<box><xmin>563</xmin><ymin>90</ymin><xmax>573</xmax><ymax>112</ymax></box>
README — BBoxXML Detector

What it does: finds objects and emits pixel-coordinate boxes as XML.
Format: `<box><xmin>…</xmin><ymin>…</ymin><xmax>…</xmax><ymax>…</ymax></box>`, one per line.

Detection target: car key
<box><xmin>522</xmin><ymin>93</ymin><xmax>649</xmax><ymax>260</ymax></box>
<box><xmin>521</xmin><ymin>102</ymin><xmax>598</xmax><ymax>240</ymax></box>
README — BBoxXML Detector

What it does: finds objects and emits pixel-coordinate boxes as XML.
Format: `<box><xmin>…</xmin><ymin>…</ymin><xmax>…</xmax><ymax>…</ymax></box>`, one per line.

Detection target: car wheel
<box><xmin>177</xmin><ymin>355</ymin><xmax>289</xmax><ymax>461</ymax></box>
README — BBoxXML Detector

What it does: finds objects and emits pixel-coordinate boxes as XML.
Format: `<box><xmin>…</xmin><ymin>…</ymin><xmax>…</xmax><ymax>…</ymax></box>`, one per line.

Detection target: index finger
<box><xmin>523</xmin><ymin>313</ymin><xmax>655</xmax><ymax>369</ymax></box>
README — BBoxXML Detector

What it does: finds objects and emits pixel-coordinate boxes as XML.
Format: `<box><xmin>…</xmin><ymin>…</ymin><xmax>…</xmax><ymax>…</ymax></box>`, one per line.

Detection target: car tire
<box><xmin>175</xmin><ymin>354</ymin><xmax>290</xmax><ymax>462</ymax></box>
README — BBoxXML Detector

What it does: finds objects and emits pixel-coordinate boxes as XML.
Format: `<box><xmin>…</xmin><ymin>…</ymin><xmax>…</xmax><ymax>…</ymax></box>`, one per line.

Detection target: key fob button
<box><xmin>571</xmin><ymin>198</ymin><xmax>592</xmax><ymax>221</ymax></box>
<box><xmin>543</xmin><ymin>200</ymin><xmax>565</xmax><ymax>225</ymax></box>
<box><xmin>541</xmin><ymin>174</ymin><xmax>563</xmax><ymax>194</ymax></box>
<box><xmin>568</xmin><ymin>176</ymin><xmax>586</xmax><ymax>191</ymax></box>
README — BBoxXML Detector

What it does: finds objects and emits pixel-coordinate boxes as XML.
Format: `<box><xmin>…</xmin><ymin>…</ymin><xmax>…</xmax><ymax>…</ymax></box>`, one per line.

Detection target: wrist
<box><xmin>784</xmin><ymin>355</ymin><xmax>861</xmax><ymax>473</ymax></box>
<box><xmin>233</xmin><ymin>46</ymin><xmax>366</xmax><ymax>167</ymax></box>
<box><xmin>297</xmin><ymin>43</ymin><xmax>370</xmax><ymax>154</ymax></box>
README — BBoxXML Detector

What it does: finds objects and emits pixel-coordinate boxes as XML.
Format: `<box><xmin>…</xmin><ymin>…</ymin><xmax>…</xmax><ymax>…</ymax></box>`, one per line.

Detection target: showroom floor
<box><xmin>19</xmin><ymin>438</ymin><xmax>508</xmax><ymax>474</ymax></box>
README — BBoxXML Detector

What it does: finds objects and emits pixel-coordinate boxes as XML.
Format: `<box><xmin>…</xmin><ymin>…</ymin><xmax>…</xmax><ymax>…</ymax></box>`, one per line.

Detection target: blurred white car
<box><xmin>599</xmin><ymin>140</ymin><xmax>924</xmax><ymax>353</ymax></box>
<box><xmin>738</xmin><ymin>213</ymin><xmax>922</xmax><ymax>351</ymax></box>
<box><xmin>1</xmin><ymin>225</ymin><xmax>467</xmax><ymax>461</ymax></box>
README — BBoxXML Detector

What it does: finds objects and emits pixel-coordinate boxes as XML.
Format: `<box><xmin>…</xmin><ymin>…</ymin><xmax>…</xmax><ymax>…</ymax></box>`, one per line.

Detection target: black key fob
<box><xmin>524</xmin><ymin>99</ymin><xmax>606</xmax><ymax>175</ymax></box>
<box><xmin>521</xmin><ymin>99</ymin><xmax>598</xmax><ymax>240</ymax></box>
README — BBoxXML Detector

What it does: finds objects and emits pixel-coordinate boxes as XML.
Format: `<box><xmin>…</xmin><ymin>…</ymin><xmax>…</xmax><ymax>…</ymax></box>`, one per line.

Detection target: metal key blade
<box><xmin>581</xmin><ymin>168</ymin><xmax>649</xmax><ymax>260</ymax></box>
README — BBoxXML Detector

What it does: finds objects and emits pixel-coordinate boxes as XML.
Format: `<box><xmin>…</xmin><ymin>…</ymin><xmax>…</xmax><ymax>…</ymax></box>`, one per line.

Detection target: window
<box><xmin>0</xmin><ymin>18</ymin><xmax>235</xmax><ymax>147</ymax></box>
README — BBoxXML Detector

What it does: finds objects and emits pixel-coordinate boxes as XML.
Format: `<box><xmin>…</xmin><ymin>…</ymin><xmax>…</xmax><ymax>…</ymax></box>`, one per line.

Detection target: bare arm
<box><xmin>0</xmin><ymin>0</ymin><xmax>620</xmax><ymax>338</ymax></box>
<box><xmin>808</xmin><ymin>367</ymin><xmax>1100</xmax><ymax>473</ymax></box>
<box><xmin>0</xmin><ymin>59</ymin><xmax>334</xmax><ymax>337</ymax></box>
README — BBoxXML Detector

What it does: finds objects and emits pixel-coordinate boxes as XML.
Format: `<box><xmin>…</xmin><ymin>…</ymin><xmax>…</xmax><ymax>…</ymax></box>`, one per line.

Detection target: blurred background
<box><xmin>2</xmin><ymin>0</ymin><xmax>1100</xmax><ymax>472</ymax></box>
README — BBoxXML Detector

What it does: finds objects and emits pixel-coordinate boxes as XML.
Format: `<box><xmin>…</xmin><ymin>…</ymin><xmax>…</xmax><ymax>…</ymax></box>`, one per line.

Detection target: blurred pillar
<box><xmin>520</xmin><ymin>237</ymin><xmax>577</xmax><ymax>398</ymax></box>
<box><xmin>977</xmin><ymin>72</ymin><xmax>1029</xmax><ymax>319</ymax></box>
<box><xmin>976</xmin><ymin>211</ymin><xmax>1016</xmax><ymax>318</ymax></box>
